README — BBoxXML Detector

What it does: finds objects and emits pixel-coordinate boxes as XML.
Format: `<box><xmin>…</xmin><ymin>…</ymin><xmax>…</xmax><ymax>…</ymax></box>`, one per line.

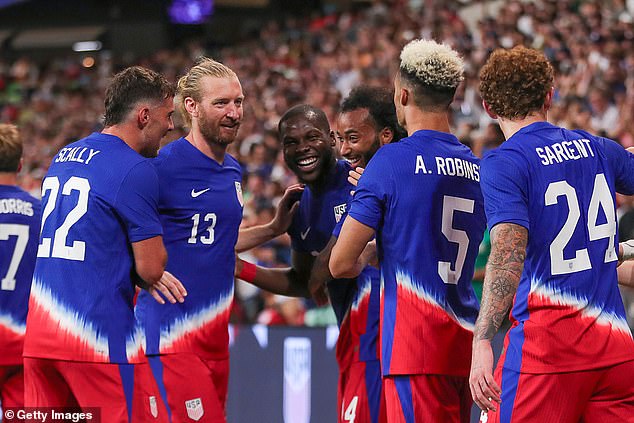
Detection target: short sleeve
<box><xmin>480</xmin><ymin>150</ymin><xmax>530</xmax><ymax>231</ymax></box>
<box><xmin>114</xmin><ymin>160</ymin><xmax>163</xmax><ymax>242</ymax></box>
<box><xmin>602</xmin><ymin>137</ymin><xmax>634</xmax><ymax>195</ymax></box>
<box><xmin>347</xmin><ymin>149</ymin><xmax>392</xmax><ymax>231</ymax></box>
<box><xmin>332</xmin><ymin>206</ymin><xmax>348</xmax><ymax>238</ymax></box>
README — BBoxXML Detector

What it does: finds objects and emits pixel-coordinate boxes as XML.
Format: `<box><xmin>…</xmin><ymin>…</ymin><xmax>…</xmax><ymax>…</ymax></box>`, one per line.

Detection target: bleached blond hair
<box><xmin>399</xmin><ymin>39</ymin><xmax>464</xmax><ymax>89</ymax></box>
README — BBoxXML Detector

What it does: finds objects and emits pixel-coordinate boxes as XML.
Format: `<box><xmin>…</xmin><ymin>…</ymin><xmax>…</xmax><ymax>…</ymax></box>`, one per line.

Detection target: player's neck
<box><xmin>186</xmin><ymin>132</ymin><xmax>227</xmax><ymax>165</ymax></box>
<box><xmin>102</xmin><ymin>125</ymin><xmax>144</xmax><ymax>154</ymax></box>
<box><xmin>498</xmin><ymin>112</ymin><xmax>547</xmax><ymax>140</ymax></box>
<box><xmin>0</xmin><ymin>172</ymin><xmax>17</xmax><ymax>186</ymax></box>
<box><xmin>404</xmin><ymin>110</ymin><xmax>451</xmax><ymax>136</ymax></box>
<box><xmin>308</xmin><ymin>157</ymin><xmax>336</xmax><ymax>193</ymax></box>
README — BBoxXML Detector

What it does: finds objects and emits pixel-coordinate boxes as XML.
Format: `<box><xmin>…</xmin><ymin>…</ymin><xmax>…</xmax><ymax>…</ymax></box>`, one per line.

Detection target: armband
<box><xmin>237</xmin><ymin>261</ymin><xmax>257</xmax><ymax>283</ymax></box>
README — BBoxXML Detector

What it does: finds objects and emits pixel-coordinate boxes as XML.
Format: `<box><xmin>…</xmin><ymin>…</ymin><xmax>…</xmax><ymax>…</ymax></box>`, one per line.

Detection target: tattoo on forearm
<box><xmin>474</xmin><ymin>223</ymin><xmax>528</xmax><ymax>342</ymax></box>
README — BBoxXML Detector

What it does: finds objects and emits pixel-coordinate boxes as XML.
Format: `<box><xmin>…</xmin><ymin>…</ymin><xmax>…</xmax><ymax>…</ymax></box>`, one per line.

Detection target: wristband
<box><xmin>621</xmin><ymin>240</ymin><xmax>634</xmax><ymax>261</ymax></box>
<box><xmin>237</xmin><ymin>261</ymin><xmax>257</xmax><ymax>283</ymax></box>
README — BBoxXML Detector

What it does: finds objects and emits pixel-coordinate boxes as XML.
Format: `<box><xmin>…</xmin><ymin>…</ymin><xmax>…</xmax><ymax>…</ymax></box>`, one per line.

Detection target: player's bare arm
<box><xmin>235</xmin><ymin>183</ymin><xmax>303</xmax><ymax>253</ymax></box>
<box><xmin>470</xmin><ymin>222</ymin><xmax>527</xmax><ymax>412</ymax></box>
<box><xmin>235</xmin><ymin>249</ymin><xmax>312</xmax><ymax>298</ymax></box>
<box><xmin>132</xmin><ymin>236</ymin><xmax>187</xmax><ymax>304</ymax></box>
<box><xmin>330</xmin><ymin>216</ymin><xmax>375</xmax><ymax>279</ymax></box>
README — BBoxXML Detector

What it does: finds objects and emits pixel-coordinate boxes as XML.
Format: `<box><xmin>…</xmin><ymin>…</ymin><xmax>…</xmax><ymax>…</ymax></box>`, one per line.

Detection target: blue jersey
<box><xmin>0</xmin><ymin>185</ymin><xmax>40</xmax><ymax>365</ymax></box>
<box><xmin>481</xmin><ymin>121</ymin><xmax>634</xmax><ymax>373</ymax></box>
<box><xmin>24</xmin><ymin>133</ymin><xmax>162</xmax><ymax>364</ymax></box>
<box><xmin>348</xmin><ymin>130</ymin><xmax>485</xmax><ymax>376</ymax></box>
<box><xmin>136</xmin><ymin>137</ymin><xmax>243</xmax><ymax>360</ymax></box>
<box><xmin>288</xmin><ymin>160</ymin><xmax>356</xmax><ymax>327</ymax></box>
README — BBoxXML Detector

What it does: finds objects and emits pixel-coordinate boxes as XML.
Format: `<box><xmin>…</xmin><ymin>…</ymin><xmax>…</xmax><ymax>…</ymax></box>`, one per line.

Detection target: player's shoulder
<box><xmin>224</xmin><ymin>153</ymin><xmax>243</xmax><ymax>174</ymax></box>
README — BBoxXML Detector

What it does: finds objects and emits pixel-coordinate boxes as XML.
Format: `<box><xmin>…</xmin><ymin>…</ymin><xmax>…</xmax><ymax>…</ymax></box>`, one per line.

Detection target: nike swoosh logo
<box><xmin>300</xmin><ymin>227</ymin><xmax>310</xmax><ymax>240</ymax></box>
<box><xmin>191</xmin><ymin>188</ymin><xmax>210</xmax><ymax>198</ymax></box>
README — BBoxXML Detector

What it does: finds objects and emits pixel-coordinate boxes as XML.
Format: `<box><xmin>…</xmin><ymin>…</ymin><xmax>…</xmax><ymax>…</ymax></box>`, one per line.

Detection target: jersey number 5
<box><xmin>0</xmin><ymin>224</ymin><xmax>29</xmax><ymax>291</ymax></box>
<box><xmin>546</xmin><ymin>173</ymin><xmax>616</xmax><ymax>275</ymax></box>
<box><xmin>439</xmin><ymin>195</ymin><xmax>475</xmax><ymax>284</ymax></box>
<box><xmin>38</xmin><ymin>176</ymin><xmax>90</xmax><ymax>261</ymax></box>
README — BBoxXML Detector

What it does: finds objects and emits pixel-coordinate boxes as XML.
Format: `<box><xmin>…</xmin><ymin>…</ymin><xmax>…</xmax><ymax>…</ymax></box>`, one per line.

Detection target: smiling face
<box><xmin>194</xmin><ymin>75</ymin><xmax>244</xmax><ymax>146</ymax></box>
<box><xmin>280</xmin><ymin>114</ymin><xmax>335</xmax><ymax>184</ymax></box>
<box><xmin>141</xmin><ymin>96</ymin><xmax>175</xmax><ymax>158</ymax></box>
<box><xmin>336</xmin><ymin>108</ymin><xmax>381</xmax><ymax>169</ymax></box>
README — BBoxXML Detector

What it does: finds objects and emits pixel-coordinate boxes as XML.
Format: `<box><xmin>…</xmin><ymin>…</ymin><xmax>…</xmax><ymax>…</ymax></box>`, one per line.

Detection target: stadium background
<box><xmin>1</xmin><ymin>0</ymin><xmax>633</xmax><ymax>421</ymax></box>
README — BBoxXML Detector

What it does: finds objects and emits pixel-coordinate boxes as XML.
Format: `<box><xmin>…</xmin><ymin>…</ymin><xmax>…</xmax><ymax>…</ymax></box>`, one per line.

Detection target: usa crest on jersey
<box><xmin>333</xmin><ymin>203</ymin><xmax>346</xmax><ymax>223</ymax></box>
<box><xmin>185</xmin><ymin>398</ymin><xmax>204</xmax><ymax>421</ymax></box>
<box><xmin>235</xmin><ymin>181</ymin><xmax>244</xmax><ymax>207</ymax></box>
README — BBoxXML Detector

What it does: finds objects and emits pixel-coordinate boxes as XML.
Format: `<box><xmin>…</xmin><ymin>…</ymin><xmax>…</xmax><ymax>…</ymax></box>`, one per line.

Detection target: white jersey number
<box><xmin>546</xmin><ymin>173</ymin><xmax>616</xmax><ymax>275</ymax></box>
<box><xmin>439</xmin><ymin>195</ymin><xmax>475</xmax><ymax>284</ymax></box>
<box><xmin>343</xmin><ymin>396</ymin><xmax>358</xmax><ymax>423</ymax></box>
<box><xmin>37</xmin><ymin>176</ymin><xmax>90</xmax><ymax>261</ymax></box>
<box><xmin>188</xmin><ymin>213</ymin><xmax>217</xmax><ymax>245</ymax></box>
<box><xmin>0</xmin><ymin>224</ymin><xmax>29</xmax><ymax>291</ymax></box>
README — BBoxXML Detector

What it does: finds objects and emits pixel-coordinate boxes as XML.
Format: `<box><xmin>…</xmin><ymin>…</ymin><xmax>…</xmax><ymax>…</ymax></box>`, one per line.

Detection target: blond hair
<box><xmin>0</xmin><ymin>124</ymin><xmax>22</xmax><ymax>172</ymax></box>
<box><xmin>400</xmin><ymin>39</ymin><xmax>464</xmax><ymax>90</ymax></box>
<box><xmin>176</xmin><ymin>57</ymin><xmax>237</xmax><ymax>127</ymax></box>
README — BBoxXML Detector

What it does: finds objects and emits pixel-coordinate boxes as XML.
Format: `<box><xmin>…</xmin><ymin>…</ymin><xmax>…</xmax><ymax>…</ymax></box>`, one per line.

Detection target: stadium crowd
<box><xmin>1</xmin><ymin>0</ymin><xmax>634</xmax><ymax>326</ymax></box>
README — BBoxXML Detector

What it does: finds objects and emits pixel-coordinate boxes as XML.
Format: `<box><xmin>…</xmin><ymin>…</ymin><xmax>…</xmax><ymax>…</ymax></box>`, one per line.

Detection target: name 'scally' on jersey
<box><xmin>349</xmin><ymin>130</ymin><xmax>485</xmax><ymax>377</ymax></box>
<box><xmin>0</xmin><ymin>185</ymin><xmax>40</xmax><ymax>365</ymax></box>
<box><xmin>481</xmin><ymin>121</ymin><xmax>634</xmax><ymax>373</ymax></box>
<box><xmin>136</xmin><ymin>137</ymin><xmax>243</xmax><ymax>360</ymax></box>
<box><xmin>24</xmin><ymin>133</ymin><xmax>163</xmax><ymax>364</ymax></box>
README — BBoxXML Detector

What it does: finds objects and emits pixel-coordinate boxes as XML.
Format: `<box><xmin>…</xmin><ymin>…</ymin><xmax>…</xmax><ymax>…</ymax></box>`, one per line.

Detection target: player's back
<box><xmin>24</xmin><ymin>132</ymin><xmax>162</xmax><ymax>364</ymax></box>
<box><xmin>351</xmin><ymin>129</ymin><xmax>485</xmax><ymax>376</ymax></box>
<box><xmin>481</xmin><ymin>121</ymin><xmax>634</xmax><ymax>373</ymax></box>
<box><xmin>136</xmin><ymin>137</ymin><xmax>243</xmax><ymax>360</ymax></box>
<box><xmin>0</xmin><ymin>185</ymin><xmax>40</xmax><ymax>365</ymax></box>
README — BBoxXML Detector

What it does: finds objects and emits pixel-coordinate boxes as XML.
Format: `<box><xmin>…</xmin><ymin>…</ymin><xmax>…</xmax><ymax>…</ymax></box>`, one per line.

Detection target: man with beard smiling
<box><xmin>135</xmin><ymin>58</ymin><xmax>271</xmax><ymax>423</ymax></box>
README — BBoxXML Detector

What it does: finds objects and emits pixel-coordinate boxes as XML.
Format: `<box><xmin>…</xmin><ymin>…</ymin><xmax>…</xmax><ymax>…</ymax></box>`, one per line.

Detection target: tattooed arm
<box><xmin>469</xmin><ymin>223</ymin><xmax>528</xmax><ymax>412</ymax></box>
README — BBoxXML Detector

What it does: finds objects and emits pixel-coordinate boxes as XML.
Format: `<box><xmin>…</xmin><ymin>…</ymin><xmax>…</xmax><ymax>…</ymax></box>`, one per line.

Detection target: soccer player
<box><xmin>330</xmin><ymin>39</ymin><xmax>485</xmax><ymax>423</ymax></box>
<box><xmin>470</xmin><ymin>46</ymin><xmax>634</xmax><ymax>423</ymax></box>
<box><xmin>23</xmin><ymin>66</ymin><xmax>184</xmax><ymax>422</ymax></box>
<box><xmin>0</xmin><ymin>124</ymin><xmax>40</xmax><ymax>412</ymax></box>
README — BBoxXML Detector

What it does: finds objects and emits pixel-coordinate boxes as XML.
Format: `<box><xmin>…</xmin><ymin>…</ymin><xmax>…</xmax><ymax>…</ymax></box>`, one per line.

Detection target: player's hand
<box><xmin>147</xmin><ymin>271</ymin><xmax>187</xmax><ymax>305</ymax></box>
<box><xmin>307</xmin><ymin>276</ymin><xmax>330</xmax><ymax>306</ymax></box>
<box><xmin>269</xmin><ymin>184</ymin><xmax>304</xmax><ymax>235</ymax></box>
<box><xmin>347</xmin><ymin>167</ymin><xmax>364</xmax><ymax>195</ymax></box>
<box><xmin>360</xmin><ymin>240</ymin><xmax>378</xmax><ymax>268</ymax></box>
<box><xmin>469</xmin><ymin>339</ymin><xmax>501</xmax><ymax>412</ymax></box>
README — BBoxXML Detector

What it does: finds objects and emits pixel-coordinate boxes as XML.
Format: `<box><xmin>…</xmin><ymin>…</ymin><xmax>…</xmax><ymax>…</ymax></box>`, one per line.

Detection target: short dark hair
<box><xmin>340</xmin><ymin>86</ymin><xmax>406</xmax><ymax>142</ymax></box>
<box><xmin>278</xmin><ymin>104</ymin><xmax>330</xmax><ymax>134</ymax></box>
<box><xmin>0</xmin><ymin>124</ymin><xmax>21</xmax><ymax>172</ymax></box>
<box><xmin>103</xmin><ymin>66</ymin><xmax>175</xmax><ymax>127</ymax></box>
<box><xmin>479</xmin><ymin>46</ymin><xmax>554</xmax><ymax>119</ymax></box>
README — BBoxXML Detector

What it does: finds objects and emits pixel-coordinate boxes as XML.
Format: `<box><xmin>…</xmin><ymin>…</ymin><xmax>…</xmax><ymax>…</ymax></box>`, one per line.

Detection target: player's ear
<box><xmin>329</xmin><ymin>130</ymin><xmax>336</xmax><ymax>147</ymax></box>
<box><xmin>17</xmin><ymin>158</ymin><xmax>23</xmax><ymax>173</ymax></box>
<box><xmin>380</xmin><ymin>127</ymin><xmax>394</xmax><ymax>145</ymax></box>
<box><xmin>543</xmin><ymin>87</ymin><xmax>555</xmax><ymax>113</ymax></box>
<box><xmin>482</xmin><ymin>100</ymin><xmax>498</xmax><ymax>119</ymax></box>
<box><xmin>184</xmin><ymin>97</ymin><xmax>198</xmax><ymax>118</ymax></box>
<box><xmin>399</xmin><ymin>88</ymin><xmax>409</xmax><ymax>107</ymax></box>
<box><xmin>137</xmin><ymin>106</ymin><xmax>151</xmax><ymax>129</ymax></box>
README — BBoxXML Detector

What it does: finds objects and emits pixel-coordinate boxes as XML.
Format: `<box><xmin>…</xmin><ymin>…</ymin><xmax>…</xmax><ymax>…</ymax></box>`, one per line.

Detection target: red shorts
<box><xmin>338</xmin><ymin>360</ymin><xmax>386</xmax><ymax>423</ymax></box>
<box><xmin>1</xmin><ymin>365</ymin><xmax>25</xmax><ymax>421</ymax></box>
<box><xmin>482</xmin><ymin>359</ymin><xmax>634</xmax><ymax>423</ymax></box>
<box><xmin>383</xmin><ymin>374</ymin><xmax>471</xmax><ymax>423</ymax></box>
<box><xmin>148</xmin><ymin>353</ymin><xmax>229</xmax><ymax>423</ymax></box>
<box><xmin>23</xmin><ymin>357</ymin><xmax>169</xmax><ymax>423</ymax></box>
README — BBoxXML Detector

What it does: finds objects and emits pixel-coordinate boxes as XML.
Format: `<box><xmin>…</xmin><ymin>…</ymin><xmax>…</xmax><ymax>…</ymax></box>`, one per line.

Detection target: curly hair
<box><xmin>479</xmin><ymin>46</ymin><xmax>554</xmax><ymax>120</ymax></box>
<box><xmin>0</xmin><ymin>124</ymin><xmax>22</xmax><ymax>172</ymax></box>
<box><xmin>340</xmin><ymin>86</ymin><xmax>407</xmax><ymax>142</ymax></box>
<box><xmin>398</xmin><ymin>39</ymin><xmax>464</xmax><ymax>111</ymax></box>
